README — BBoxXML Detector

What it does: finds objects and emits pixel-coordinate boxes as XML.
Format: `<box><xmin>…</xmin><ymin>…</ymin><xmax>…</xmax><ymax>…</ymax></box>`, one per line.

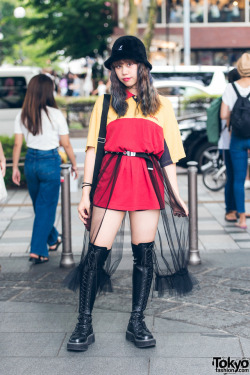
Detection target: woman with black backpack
<box><xmin>221</xmin><ymin>53</ymin><xmax>250</xmax><ymax>229</ymax></box>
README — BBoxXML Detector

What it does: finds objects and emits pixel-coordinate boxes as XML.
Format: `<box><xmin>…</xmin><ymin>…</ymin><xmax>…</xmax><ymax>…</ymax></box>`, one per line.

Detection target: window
<box><xmin>0</xmin><ymin>77</ymin><xmax>26</xmax><ymax>109</ymax></box>
<box><xmin>208</xmin><ymin>0</ymin><xmax>245</xmax><ymax>22</ymax></box>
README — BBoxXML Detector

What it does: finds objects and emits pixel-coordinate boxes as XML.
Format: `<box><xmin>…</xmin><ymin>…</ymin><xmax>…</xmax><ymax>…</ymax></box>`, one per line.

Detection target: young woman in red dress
<box><xmin>66</xmin><ymin>36</ymin><xmax>196</xmax><ymax>352</ymax></box>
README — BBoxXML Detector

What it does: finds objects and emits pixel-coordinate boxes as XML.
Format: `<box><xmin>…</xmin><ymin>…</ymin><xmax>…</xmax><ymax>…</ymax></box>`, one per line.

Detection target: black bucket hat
<box><xmin>104</xmin><ymin>35</ymin><xmax>152</xmax><ymax>70</ymax></box>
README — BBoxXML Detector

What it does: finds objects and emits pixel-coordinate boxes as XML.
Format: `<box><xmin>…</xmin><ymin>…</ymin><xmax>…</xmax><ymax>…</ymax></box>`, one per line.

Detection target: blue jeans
<box><xmin>24</xmin><ymin>148</ymin><xmax>61</xmax><ymax>257</ymax></box>
<box><xmin>230</xmin><ymin>133</ymin><xmax>250</xmax><ymax>213</ymax></box>
<box><xmin>222</xmin><ymin>150</ymin><xmax>236</xmax><ymax>213</ymax></box>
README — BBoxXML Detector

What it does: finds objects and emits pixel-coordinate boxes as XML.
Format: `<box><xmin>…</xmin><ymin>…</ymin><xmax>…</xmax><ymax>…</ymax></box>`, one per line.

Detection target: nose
<box><xmin>122</xmin><ymin>65</ymin><xmax>129</xmax><ymax>75</ymax></box>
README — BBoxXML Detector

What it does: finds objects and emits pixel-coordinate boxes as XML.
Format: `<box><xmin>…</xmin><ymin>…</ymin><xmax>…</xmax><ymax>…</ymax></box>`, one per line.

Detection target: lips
<box><xmin>123</xmin><ymin>78</ymin><xmax>131</xmax><ymax>82</ymax></box>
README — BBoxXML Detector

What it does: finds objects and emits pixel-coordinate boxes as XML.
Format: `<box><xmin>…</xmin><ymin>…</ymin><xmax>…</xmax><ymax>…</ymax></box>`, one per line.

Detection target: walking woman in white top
<box><xmin>12</xmin><ymin>74</ymin><xmax>78</xmax><ymax>263</ymax></box>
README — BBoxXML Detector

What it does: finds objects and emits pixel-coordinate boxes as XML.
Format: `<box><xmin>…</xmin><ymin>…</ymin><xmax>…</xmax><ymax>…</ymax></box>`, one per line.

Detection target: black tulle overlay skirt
<box><xmin>64</xmin><ymin>153</ymin><xmax>198</xmax><ymax>297</ymax></box>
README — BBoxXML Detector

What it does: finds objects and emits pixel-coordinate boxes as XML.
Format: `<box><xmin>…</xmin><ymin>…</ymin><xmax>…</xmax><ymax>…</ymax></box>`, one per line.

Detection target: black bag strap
<box><xmin>90</xmin><ymin>94</ymin><xmax>111</xmax><ymax>201</ymax></box>
<box><xmin>232</xmin><ymin>82</ymin><xmax>240</xmax><ymax>98</ymax></box>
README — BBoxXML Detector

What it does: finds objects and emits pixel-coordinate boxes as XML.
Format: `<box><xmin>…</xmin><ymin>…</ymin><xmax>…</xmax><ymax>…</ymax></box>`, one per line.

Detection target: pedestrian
<box><xmin>66</xmin><ymin>36</ymin><xmax>196</xmax><ymax>352</ymax></box>
<box><xmin>219</xmin><ymin>68</ymin><xmax>240</xmax><ymax>222</ymax></box>
<box><xmin>92</xmin><ymin>80</ymin><xmax>107</xmax><ymax>96</ymax></box>
<box><xmin>12</xmin><ymin>74</ymin><xmax>78</xmax><ymax>264</ymax></box>
<box><xmin>0</xmin><ymin>142</ymin><xmax>6</xmax><ymax>178</ymax></box>
<box><xmin>221</xmin><ymin>53</ymin><xmax>250</xmax><ymax>229</ymax></box>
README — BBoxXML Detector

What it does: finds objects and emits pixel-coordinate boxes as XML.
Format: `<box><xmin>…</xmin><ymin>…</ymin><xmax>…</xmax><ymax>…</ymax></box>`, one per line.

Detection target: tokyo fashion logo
<box><xmin>212</xmin><ymin>357</ymin><xmax>250</xmax><ymax>373</ymax></box>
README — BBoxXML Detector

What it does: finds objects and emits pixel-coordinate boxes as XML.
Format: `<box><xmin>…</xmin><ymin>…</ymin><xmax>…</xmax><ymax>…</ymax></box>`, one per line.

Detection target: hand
<box><xmin>178</xmin><ymin>197</ymin><xmax>189</xmax><ymax>216</ymax></box>
<box><xmin>71</xmin><ymin>165</ymin><xmax>78</xmax><ymax>179</ymax></box>
<box><xmin>78</xmin><ymin>195</ymin><xmax>91</xmax><ymax>225</ymax></box>
<box><xmin>12</xmin><ymin>168</ymin><xmax>21</xmax><ymax>186</ymax></box>
<box><xmin>0</xmin><ymin>159</ymin><xmax>6</xmax><ymax>178</ymax></box>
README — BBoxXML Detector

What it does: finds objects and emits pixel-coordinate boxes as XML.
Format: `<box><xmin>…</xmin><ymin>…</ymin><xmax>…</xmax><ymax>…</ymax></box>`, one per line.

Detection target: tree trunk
<box><xmin>143</xmin><ymin>0</ymin><xmax>157</xmax><ymax>55</ymax></box>
<box><xmin>123</xmin><ymin>0</ymin><xmax>138</xmax><ymax>35</ymax></box>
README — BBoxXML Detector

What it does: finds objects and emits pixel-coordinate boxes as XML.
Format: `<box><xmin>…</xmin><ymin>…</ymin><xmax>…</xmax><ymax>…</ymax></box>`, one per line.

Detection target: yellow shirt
<box><xmin>86</xmin><ymin>94</ymin><xmax>185</xmax><ymax>164</ymax></box>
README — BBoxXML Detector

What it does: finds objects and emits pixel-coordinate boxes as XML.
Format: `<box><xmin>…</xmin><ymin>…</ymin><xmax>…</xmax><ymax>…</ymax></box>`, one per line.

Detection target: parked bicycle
<box><xmin>201</xmin><ymin>150</ymin><xmax>226</xmax><ymax>191</ymax></box>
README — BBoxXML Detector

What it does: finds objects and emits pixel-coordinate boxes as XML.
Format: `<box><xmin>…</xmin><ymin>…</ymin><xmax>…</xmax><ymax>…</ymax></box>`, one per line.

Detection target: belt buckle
<box><xmin>127</xmin><ymin>151</ymin><xmax>136</xmax><ymax>157</ymax></box>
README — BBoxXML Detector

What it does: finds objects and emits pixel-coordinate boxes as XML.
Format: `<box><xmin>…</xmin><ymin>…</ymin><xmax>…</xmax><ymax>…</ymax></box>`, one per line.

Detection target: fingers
<box><xmin>78</xmin><ymin>205</ymin><xmax>91</xmax><ymax>224</ymax></box>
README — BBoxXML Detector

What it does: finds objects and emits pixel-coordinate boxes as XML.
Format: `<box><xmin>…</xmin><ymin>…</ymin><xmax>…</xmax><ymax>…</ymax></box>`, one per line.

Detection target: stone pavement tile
<box><xmin>152</xmin><ymin>333</ymin><xmax>241</xmax><ymax>358</ymax></box>
<box><xmin>177</xmin><ymin>284</ymin><xmax>244</xmax><ymax>307</ymax></box>
<box><xmin>12</xmin><ymin>209</ymin><xmax>33</xmax><ymax>220</ymax></box>
<box><xmin>240</xmin><ymin>338</ymin><xmax>250</xmax><ymax>356</ymax></box>
<box><xmin>198</xmin><ymin>221</ymin><xmax>224</xmax><ymax>231</ymax></box>
<box><xmin>2</xmin><ymin>229</ymin><xmax>32</xmax><ymax>239</ymax></box>
<box><xmin>0</xmin><ymin>312</ymin><xmax>76</xmax><ymax>333</ymax></box>
<box><xmin>149</xmin><ymin>357</ymin><xmax>215</xmax><ymax>375</ymax></box>
<box><xmin>157</xmin><ymin>305</ymin><xmax>250</xmax><ymax>333</ymax></box>
<box><xmin>230</xmin><ymin>232</ymin><xmax>250</xmax><ymax>240</ymax></box>
<box><xmin>0</xmin><ymin>357</ymin><xmax>150</xmax><ymax>375</ymax></box>
<box><xmin>153</xmin><ymin>317</ymin><xmax>225</xmax><ymax>334</ymax></box>
<box><xmin>6</xmin><ymin>218</ymin><xmax>33</xmax><ymax>230</ymax></box>
<box><xmin>13</xmin><ymin>289</ymin><xmax>77</xmax><ymax>306</ymax></box>
<box><xmin>204</xmin><ymin>267</ymin><xmax>250</xmax><ymax>280</ymax></box>
<box><xmin>0</xmin><ymin>220</ymin><xmax>10</xmax><ymax>231</ymax></box>
<box><xmin>0</xmin><ymin>332</ymin><xmax>65</xmax><ymax>357</ymax></box>
<box><xmin>220</xmin><ymin>278</ymin><xmax>250</xmax><ymax>291</ymax></box>
<box><xmin>92</xmin><ymin>311</ymin><xmax>154</xmax><ymax>333</ymax></box>
<box><xmin>0</xmin><ymin>301</ymin><xmax>76</xmax><ymax>313</ymax></box>
<box><xmin>226</xmin><ymin>324</ymin><xmax>250</xmax><ymax>341</ymax></box>
<box><xmin>0</xmin><ymin>246</ymin><xmax>29</xmax><ymax>256</ymax></box>
<box><xmin>0</xmin><ymin>207</ymin><xmax>19</xmax><ymax>220</ymax></box>
<box><xmin>0</xmin><ymin>288</ymin><xmax>24</xmax><ymax>301</ymax></box>
<box><xmin>199</xmin><ymin>235</ymin><xmax>240</xmax><ymax>250</ymax></box>
<box><xmin>0</xmin><ymin>358</ymin><xmax>36</xmax><ymax>375</ymax></box>
<box><xmin>197</xmin><ymin>206</ymin><xmax>213</xmax><ymax>218</ymax></box>
<box><xmin>237</xmin><ymin>242</ymin><xmax>250</xmax><ymax>249</ymax></box>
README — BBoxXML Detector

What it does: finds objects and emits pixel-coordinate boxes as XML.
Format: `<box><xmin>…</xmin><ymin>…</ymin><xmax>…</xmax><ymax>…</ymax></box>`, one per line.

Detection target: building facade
<box><xmin>115</xmin><ymin>0</ymin><xmax>250</xmax><ymax>65</ymax></box>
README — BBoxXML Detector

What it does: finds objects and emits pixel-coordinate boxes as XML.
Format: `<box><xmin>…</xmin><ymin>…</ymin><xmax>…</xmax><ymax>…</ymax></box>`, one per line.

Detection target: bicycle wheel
<box><xmin>203</xmin><ymin>167</ymin><xmax>226</xmax><ymax>192</ymax></box>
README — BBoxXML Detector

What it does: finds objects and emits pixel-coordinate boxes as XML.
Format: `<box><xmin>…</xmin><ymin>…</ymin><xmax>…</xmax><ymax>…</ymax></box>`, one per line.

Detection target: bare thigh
<box><xmin>129</xmin><ymin>210</ymin><xmax>160</xmax><ymax>245</ymax></box>
<box><xmin>90</xmin><ymin>206</ymin><xmax>125</xmax><ymax>249</ymax></box>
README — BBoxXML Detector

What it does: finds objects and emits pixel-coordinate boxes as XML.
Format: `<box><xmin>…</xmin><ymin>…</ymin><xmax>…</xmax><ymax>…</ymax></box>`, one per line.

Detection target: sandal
<box><xmin>30</xmin><ymin>255</ymin><xmax>49</xmax><ymax>264</ymax></box>
<box><xmin>49</xmin><ymin>234</ymin><xmax>62</xmax><ymax>252</ymax></box>
<box><xmin>225</xmin><ymin>213</ymin><xmax>237</xmax><ymax>222</ymax></box>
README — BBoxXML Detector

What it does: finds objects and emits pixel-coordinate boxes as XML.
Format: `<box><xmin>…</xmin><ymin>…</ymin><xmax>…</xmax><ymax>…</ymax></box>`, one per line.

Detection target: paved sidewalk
<box><xmin>0</xmin><ymin>170</ymin><xmax>250</xmax><ymax>375</ymax></box>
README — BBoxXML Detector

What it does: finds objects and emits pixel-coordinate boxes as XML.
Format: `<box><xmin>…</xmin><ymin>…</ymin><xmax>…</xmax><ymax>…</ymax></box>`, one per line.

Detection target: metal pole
<box><xmin>60</xmin><ymin>164</ymin><xmax>75</xmax><ymax>268</ymax></box>
<box><xmin>183</xmin><ymin>0</ymin><xmax>191</xmax><ymax>65</ymax></box>
<box><xmin>187</xmin><ymin>161</ymin><xmax>201</xmax><ymax>265</ymax></box>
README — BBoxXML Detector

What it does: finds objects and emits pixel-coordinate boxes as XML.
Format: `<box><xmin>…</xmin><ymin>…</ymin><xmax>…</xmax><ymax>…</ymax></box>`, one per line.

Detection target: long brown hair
<box><xmin>21</xmin><ymin>74</ymin><xmax>57</xmax><ymax>135</ymax></box>
<box><xmin>110</xmin><ymin>62</ymin><xmax>161</xmax><ymax>117</ymax></box>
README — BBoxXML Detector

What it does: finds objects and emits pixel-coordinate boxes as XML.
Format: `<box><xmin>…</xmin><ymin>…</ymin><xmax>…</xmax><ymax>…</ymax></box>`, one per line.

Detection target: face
<box><xmin>114</xmin><ymin>60</ymin><xmax>138</xmax><ymax>91</ymax></box>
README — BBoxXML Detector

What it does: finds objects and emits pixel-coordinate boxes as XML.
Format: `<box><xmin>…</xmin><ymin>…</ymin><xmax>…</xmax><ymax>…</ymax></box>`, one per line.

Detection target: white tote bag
<box><xmin>0</xmin><ymin>168</ymin><xmax>7</xmax><ymax>203</ymax></box>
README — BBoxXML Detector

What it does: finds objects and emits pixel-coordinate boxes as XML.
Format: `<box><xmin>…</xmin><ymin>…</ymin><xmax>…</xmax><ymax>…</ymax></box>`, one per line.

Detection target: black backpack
<box><xmin>230</xmin><ymin>83</ymin><xmax>250</xmax><ymax>138</ymax></box>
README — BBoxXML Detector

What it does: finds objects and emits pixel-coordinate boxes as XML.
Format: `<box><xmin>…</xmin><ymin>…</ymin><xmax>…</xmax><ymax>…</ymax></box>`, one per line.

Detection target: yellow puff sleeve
<box><xmin>160</xmin><ymin>96</ymin><xmax>186</xmax><ymax>163</ymax></box>
<box><xmin>85</xmin><ymin>95</ymin><xmax>105</xmax><ymax>152</ymax></box>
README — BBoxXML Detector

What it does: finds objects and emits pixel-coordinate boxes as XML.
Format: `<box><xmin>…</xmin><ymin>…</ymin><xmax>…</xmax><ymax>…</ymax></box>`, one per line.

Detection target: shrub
<box><xmin>0</xmin><ymin>136</ymin><xmax>27</xmax><ymax>188</ymax></box>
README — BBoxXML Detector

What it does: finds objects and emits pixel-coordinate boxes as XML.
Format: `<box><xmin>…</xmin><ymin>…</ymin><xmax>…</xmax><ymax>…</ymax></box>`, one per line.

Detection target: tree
<box><xmin>21</xmin><ymin>0</ymin><xmax>114</xmax><ymax>59</ymax></box>
<box><xmin>122</xmin><ymin>0</ymin><xmax>158</xmax><ymax>55</ymax></box>
<box><xmin>0</xmin><ymin>1</ymin><xmax>20</xmax><ymax>65</ymax></box>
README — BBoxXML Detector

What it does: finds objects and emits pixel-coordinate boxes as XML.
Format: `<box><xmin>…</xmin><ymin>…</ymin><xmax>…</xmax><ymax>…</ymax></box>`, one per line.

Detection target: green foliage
<box><xmin>22</xmin><ymin>0</ymin><xmax>114</xmax><ymax>59</ymax></box>
<box><xmin>0</xmin><ymin>135</ymin><xmax>27</xmax><ymax>188</ymax></box>
<box><xmin>55</xmin><ymin>95</ymin><xmax>97</xmax><ymax>108</ymax></box>
<box><xmin>183</xmin><ymin>94</ymin><xmax>220</xmax><ymax>109</ymax></box>
<box><xmin>0</xmin><ymin>1</ymin><xmax>21</xmax><ymax>65</ymax></box>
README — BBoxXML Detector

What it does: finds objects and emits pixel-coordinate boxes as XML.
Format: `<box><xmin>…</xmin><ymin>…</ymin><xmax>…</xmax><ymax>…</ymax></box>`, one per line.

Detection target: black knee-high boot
<box><xmin>67</xmin><ymin>243</ymin><xmax>109</xmax><ymax>351</ymax></box>
<box><xmin>126</xmin><ymin>242</ymin><xmax>156</xmax><ymax>348</ymax></box>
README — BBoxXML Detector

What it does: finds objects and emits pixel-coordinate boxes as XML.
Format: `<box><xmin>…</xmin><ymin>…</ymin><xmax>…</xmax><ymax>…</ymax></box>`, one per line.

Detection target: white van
<box><xmin>0</xmin><ymin>66</ymin><xmax>41</xmax><ymax>136</ymax></box>
<box><xmin>151</xmin><ymin>65</ymin><xmax>232</xmax><ymax>95</ymax></box>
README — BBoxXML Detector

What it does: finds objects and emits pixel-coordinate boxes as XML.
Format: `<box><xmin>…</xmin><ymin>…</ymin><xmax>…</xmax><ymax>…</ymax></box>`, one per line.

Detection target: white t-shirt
<box><xmin>14</xmin><ymin>106</ymin><xmax>69</xmax><ymax>150</ymax></box>
<box><xmin>222</xmin><ymin>82</ymin><xmax>250</xmax><ymax>111</ymax></box>
<box><xmin>219</xmin><ymin>82</ymin><xmax>250</xmax><ymax>149</ymax></box>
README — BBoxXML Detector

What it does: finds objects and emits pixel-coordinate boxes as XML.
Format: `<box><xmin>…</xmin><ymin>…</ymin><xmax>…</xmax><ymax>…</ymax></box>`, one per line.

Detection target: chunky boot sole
<box><xmin>126</xmin><ymin>330</ymin><xmax>156</xmax><ymax>348</ymax></box>
<box><xmin>67</xmin><ymin>333</ymin><xmax>95</xmax><ymax>352</ymax></box>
